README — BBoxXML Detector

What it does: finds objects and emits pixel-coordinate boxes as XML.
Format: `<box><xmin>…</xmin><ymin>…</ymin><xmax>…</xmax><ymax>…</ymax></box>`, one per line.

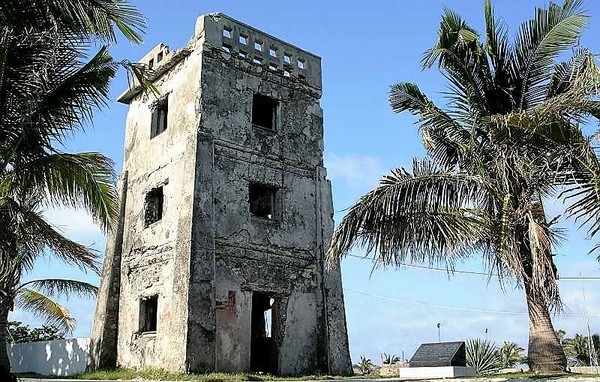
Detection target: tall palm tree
<box><xmin>327</xmin><ymin>0</ymin><xmax>600</xmax><ymax>373</ymax></box>
<box><xmin>0</xmin><ymin>0</ymin><xmax>147</xmax><ymax>378</ymax></box>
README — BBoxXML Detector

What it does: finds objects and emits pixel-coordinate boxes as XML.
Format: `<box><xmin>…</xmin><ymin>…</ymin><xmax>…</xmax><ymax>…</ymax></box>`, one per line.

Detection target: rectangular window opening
<box><xmin>239</xmin><ymin>34</ymin><xmax>248</xmax><ymax>45</ymax></box>
<box><xmin>157</xmin><ymin>51</ymin><xmax>163</xmax><ymax>63</ymax></box>
<box><xmin>254</xmin><ymin>40</ymin><xmax>263</xmax><ymax>52</ymax></box>
<box><xmin>222</xmin><ymin>44</ymin><xmax>231</xmax><ymax>53</ymax></box>
<box><xmin>239</xmin><ymin>50</ymin><xmax>248</xmax><ymax>58</ymax></box>
<box><xmin>249</xmin><ymin>183</ymin><xmax>276</xmax><ymax>219</ymax></box>
<box><xmin>269</xmin><ymin>47</ymin><xmax>277</xmax><ymax>57</ymax></box>
<box><xmin>223</xmin><ymin>27</ymin><xmax>232</xmax><ymax>39</ymax></box>
<box><xmin>251</xmin><ymin>94</ymin><xmax>277</xmax><ymax>130</ymax></box>
<box><xmin>283</xmin><ymin>54</ymin><xmax>291</xmax><ymax>64</ymax></box>
<box><xmin>145</xmin><ymin>186</ymin><xmax>164</xmax><ymax>226</ymax></box>
<box><xmin>139</xmin><ymin>295</ymin><xmax>158</xmax><ymax>333</ymax></box>
<box><xmin>150</xmin><ymin>98</ymin><xmax>168</xmax><ymax>138</ymax></box>
<box><xmin>297</xmin><ymin>59</ymin><xmax>305</xmax><ymax>69</ymax></box>
<box><xmin>148</xmin><ymin>58</ymin><xmax>154</xmax><ymax>69</ymax></box>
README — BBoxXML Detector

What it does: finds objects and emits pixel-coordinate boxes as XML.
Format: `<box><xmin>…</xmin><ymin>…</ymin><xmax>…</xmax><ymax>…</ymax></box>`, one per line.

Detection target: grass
<box><xmin>58</xmin><ymin>368</ymin><xmax>600</xmax><ymax>381</ymax></box>
<box><xmin>75</xmin><ymin>368</ymin><xmax>358</xmax><ymax>381</ymax></box>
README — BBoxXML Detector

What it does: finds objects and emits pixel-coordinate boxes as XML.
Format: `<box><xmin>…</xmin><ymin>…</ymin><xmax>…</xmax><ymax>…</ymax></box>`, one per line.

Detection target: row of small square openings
<box><xmin>222</xmin><ymin>27</ymin><xmax>306</xmax><ymax>70</ymax></box>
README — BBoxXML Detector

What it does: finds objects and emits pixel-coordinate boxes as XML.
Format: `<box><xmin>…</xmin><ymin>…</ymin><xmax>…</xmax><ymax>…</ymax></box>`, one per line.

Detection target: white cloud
<box><xmin>43</xmin><ymin>207</ymin><xmax>104</xmax><ymax>239</ymax></box>
<box><xmin>325</xmin><ymin>152</ymin><xmax>387</xmax><ymax>193</ymax></box>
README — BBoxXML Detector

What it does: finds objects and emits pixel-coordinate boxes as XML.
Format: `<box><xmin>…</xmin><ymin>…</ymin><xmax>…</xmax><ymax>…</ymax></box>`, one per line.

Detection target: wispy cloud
<box><xmin>43</xmin><ymin>207</ymin><xmax>103</xmax><ymax>237</ymax></box>
<box><xmin>325</xmin><ymin>152</ymin><xmax>387</xmax><ymax>194</ymax></box>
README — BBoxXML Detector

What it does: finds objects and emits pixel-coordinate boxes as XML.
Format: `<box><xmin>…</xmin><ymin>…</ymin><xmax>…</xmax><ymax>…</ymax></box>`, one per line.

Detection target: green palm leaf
<box><xmin>18</xmin><ymin>279</ymin><xmax>97</xmax><ymax>300</ymax></box>
<box><xmin>14</xmin><ymin>152</ymin><xmax>117</xmax><ymax>231</ymax></box>
<box><xmin>14</xmin><ymin>288</ymin><xmax>75</xmax><ymax>335</ymax></box>
<box><xmin>0</xmin><ymin>0</ymin><xmax>146</xmax><ymax>44</ymax></box>
<box><xmin>328</xmin><ymin>159</ymin><xmax>491</xmax><ymax>268</ymax></box>
<box><xmin>513</xmin><ymin>0</ymin><xmax>587</xmax><ymax>108</ymax></box>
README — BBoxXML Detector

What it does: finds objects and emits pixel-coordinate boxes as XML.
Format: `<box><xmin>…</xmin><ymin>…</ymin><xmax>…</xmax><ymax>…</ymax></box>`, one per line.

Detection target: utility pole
<box><xmin>437</xmin><ymin>323</ymin><xmax>441</xmax><ymax>342</ymax></box>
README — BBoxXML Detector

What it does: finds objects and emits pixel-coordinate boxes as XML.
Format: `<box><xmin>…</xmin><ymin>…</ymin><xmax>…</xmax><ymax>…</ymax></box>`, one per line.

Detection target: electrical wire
<box><xmin>345</xmin><ymin>254</ymin><xmax>600</xmax><ymax>281</ymax></box>
<box><xmin>344</xmin><ymin>288</ymin><xmax>600</xmax><ymax>316</ymax></box>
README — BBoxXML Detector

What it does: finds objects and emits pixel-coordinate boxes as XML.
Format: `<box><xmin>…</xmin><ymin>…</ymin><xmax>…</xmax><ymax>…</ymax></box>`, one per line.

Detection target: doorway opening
<box><xmin>251</xmin><ymin>292</ymin><xmax>277</xmax><ymax>374</ymax></box>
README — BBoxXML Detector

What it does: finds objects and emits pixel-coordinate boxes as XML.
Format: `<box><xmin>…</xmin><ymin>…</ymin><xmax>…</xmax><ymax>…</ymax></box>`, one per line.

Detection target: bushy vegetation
<box><xmin>6</xmin><ymin>321</ymin><xmax>63</xmax><ymax>343</ymax></box>
<box><xmin>557</xmin><ymin>329</ymin><xmax>600</xmax><ymax>367</ymax></box>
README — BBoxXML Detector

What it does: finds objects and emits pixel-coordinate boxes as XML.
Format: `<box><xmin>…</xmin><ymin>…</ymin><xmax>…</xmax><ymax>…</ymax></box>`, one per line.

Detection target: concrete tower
<box><xmin>89</xmin><ymin>13</ymin><xmax>352</xmax><ymax>376</ymax></box>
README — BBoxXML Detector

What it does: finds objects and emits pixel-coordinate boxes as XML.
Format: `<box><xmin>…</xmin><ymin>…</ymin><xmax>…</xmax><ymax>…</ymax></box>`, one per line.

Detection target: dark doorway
<box><xmin>251</xmin><ymin>292</ymin><xmax>276</xmax><ymax>374</ymax></box>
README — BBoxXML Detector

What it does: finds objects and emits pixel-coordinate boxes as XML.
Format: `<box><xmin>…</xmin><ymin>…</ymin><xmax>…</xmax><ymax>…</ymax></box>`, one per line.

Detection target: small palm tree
<box><xmin>498</xmin><ymin>341</ymin><xmax>525</xmax><ymax>368</ymax></box>
<box><xmin>354</xmin><ymin>356</ymin><xmax>374</xmax><ymax>375</ymax></box>
<box><xmin>327</xmin><ymin>0</ymin><xmax>600</xmax><ymax>373</ymax></box>
<box><xmin>381</xmin><ymin>353</ymin><xmax>401</xmax><ymax>365</ymax></box>
<box><xmin>466</xmin><ymin>338</ymin><xmax>501</xmax><ymax>375</ymax></box>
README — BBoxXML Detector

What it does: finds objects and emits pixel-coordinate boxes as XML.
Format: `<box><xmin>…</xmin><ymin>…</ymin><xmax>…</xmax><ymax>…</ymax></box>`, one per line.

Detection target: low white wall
<box><xmin>8</xmin><ymin>337</ymin><xmax>90</xmax><ymax>376</ymax></box>
<box><xmin>399</xmin><ymin>366</ymin><xmax>476</xmax><ymax>379</ymax></box>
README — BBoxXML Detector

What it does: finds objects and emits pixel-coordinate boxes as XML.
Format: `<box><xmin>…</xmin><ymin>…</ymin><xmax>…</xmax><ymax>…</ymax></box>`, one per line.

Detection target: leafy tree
<box><xmin>7</xmin><ymin>321</ymin><xmax>64</xmax><ymax>343</ymax></box>
<box><xmin>0</xmin><ymin>0</ymin><xmax>148</xmax><ymax>379</ymax></box>
<box><xmin>466</xmin><ymin>338</ymin><xmax>501</xmax><ymax>375</ymax></box>
<box><xmin>498</xmin><ymin>341</ymin><xmax>525</xmax><ymax>368</ymax></box>
<box><xmin>327</xmin><ymin>0</ymin><xmax>600</xmax><ymax>373</ymax></box>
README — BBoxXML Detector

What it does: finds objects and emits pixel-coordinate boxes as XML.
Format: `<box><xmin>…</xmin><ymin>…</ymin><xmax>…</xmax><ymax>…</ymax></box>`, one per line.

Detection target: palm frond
<box><xmin>389</xmin><ymin>82</ymin><xmax>472</xmax><ymax>167</ymax></box>
<box><xmin>561</xmin><ymin>141</ymin><xmax>600</xmax><ymax>242</ymax></box>
<box><xmin>327</xmin><ymin>159</ymin><xmax>492</xmax><ymax>268</ymax></box>
<box><xmin>14</xmin><ymin>152</ymin><xmax>117</xmax><ymax>231</ymax></box>
<box><xmin>1</xmin><ymin>198</ymin><xmax>99</xmax><ymax>273</ymax></box>
<box><xmin>422</xmin><ymin>9</ymin><xmax>493</xmax><ymax>117</ymax></box>
<box><xmin>513</xmin><ymin>0</ymin><xmax>587</xmax><ymax>108</ymax></box>
<box><xmin>15</xmin><ymin>288</ymin><xmax>75</xmax><ymax>335</ymax></box>
<box><xmin>0</xmin><ymin>0</ymin><xmax>146</xmax><ymax>44</ymax></box>
<box><xmin>18</xmin><ymin>279</ymin><xmax>97</xmax><ymax>300</ymax></box>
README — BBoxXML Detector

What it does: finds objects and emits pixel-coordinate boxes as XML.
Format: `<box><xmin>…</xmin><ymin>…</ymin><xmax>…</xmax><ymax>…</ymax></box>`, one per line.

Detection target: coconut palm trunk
<box><xmin>525</xmin><ymin>280</ymin><xmax>567</xmax><ymax>372</ymax></box>
<box><xmin>0</xmin><ymin>304</ymin><xmax>13</xmax><ymax>381</ymax></box>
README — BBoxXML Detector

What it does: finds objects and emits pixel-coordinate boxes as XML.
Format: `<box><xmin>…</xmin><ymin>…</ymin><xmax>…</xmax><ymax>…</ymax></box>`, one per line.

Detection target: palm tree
<box><xmin>327</xmin><ymin>0</ymin><xmax>600</xmax><ymax>373</ymax></box>
<box><xmin>354</xmin><ymin>356</ymin><xmax>374</xmax><ymax>375</ymax></box>
<box><xmin>381</xmin><ymin>353</ymin><xmax>401</xmax><ymax>365</ymax></box>
<box><xmin>0</xmin><ymin>0</ymin><xmax>147</xmax><ymax>378</ymax></box>
<box><xmin>498</xmin><ymin>341</ymin><xmax>525</xmax><ymax>368</ymax></box>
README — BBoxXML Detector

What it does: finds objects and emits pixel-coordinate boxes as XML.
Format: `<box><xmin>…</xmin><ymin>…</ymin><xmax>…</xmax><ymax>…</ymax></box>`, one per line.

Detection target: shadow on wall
<box><xmin>8</xmin><ymin>337</ymin><xmax>90</xmax><ymax>376</ymax></box>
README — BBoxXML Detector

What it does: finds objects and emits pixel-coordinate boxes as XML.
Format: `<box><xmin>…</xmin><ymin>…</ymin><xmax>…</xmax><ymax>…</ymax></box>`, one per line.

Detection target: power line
<box><xmin>345</xmin><ymin>254</ymin><xmax>600</xmax><ymax>281</ymax></box>
<box><xmin>344</xmin><ymin>288</ymin><xmax>600</xmax><ymax>316</ymax></box>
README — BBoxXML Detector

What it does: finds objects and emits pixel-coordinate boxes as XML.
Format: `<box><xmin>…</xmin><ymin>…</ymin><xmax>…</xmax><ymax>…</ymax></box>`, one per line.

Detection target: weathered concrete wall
<box><xmin>9</xmin><ymin>338</ymin><xmax>90</xmax><ymax>376</ymax></box>
<box><xmin>111</xmin><ymin>37</ymin><xmax>204</xmax><ymax>371</ymax></box>
<box><xmin>91</xmin><ymin>12</ymin><xmax>352</xmax><ymax>376</ymax></box>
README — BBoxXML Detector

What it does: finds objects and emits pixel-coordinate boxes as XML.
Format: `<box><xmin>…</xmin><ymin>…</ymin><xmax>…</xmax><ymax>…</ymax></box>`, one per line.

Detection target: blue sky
<box><xmin>15</xmin><ymin>0</ymin><xmax>600</xmax><ymax>366</ymax></box>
